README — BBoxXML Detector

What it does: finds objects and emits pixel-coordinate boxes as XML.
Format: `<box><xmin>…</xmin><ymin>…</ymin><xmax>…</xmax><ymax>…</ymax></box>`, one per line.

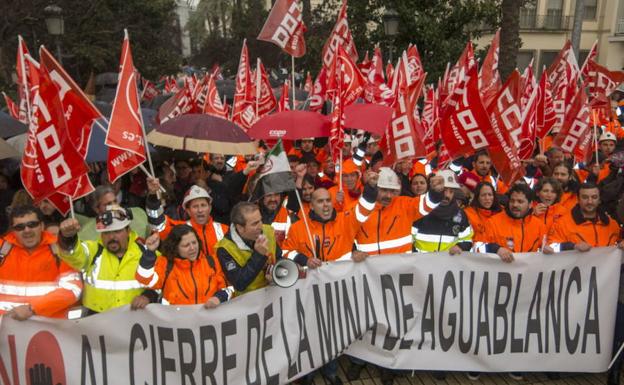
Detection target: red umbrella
<box><xmin>344</xmin><ymin>103</ymin><xmax>393</xmax><ymax>136</ymax></box>
<box><xmin>249</xmin><ymin>110</ymin><xmax>330</xmax><ymax>140</ymax></box>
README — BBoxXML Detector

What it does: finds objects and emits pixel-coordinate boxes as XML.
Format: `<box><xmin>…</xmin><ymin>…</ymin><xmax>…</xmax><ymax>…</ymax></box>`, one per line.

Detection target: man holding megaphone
<box><xmin>216</xmin><ymin>202</ymin><xmax>283</xmax><ymax>296</ymax></box>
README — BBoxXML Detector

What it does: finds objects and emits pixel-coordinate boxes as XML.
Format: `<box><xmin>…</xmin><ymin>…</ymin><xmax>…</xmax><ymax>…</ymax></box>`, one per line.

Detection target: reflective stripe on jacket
<box><xmin>58</xmin><ymin>231</ymin><xmax>146</xmax><ymax>313</ymax></box>
<box><xmin>0</xmin><ymin>232</ymin><xmax>81</xmax><ymax>318</ymax></box>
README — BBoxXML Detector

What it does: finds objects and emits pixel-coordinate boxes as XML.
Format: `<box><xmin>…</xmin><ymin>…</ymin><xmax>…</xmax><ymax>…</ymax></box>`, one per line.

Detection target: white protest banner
<box><xmin>0</xmin><ymin>248</ymin><xmax>620</xmax><ymax>385</ymax></box>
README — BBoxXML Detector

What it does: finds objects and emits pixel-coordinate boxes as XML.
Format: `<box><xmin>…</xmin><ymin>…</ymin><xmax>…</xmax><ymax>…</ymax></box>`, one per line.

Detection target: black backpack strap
<box><xmin>90</xmin><ymin>244</ymin><xmax>105</xmax><ymax>267</ymax></box>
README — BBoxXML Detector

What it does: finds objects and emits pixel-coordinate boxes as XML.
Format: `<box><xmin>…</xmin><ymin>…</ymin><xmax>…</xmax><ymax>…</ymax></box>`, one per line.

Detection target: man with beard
<box><xmin>411</xmin><ymin>170</ymin><xmax>473</xmax><ymax>253</ymax></box>
<box><xmin>282</xmin><ymin>187</ymin><xmax>374</xmax><ymax>385</ymax></box>
<box><xmin>58</xmin><ymin>205</ymin><xmax>156</xmax><ymax>314</ymax></box>
<box><xmin>481</xmin><ymin>183</ymin><xmax>548</xmax><ymax>263</ymax></box>
<box><xmin>545</xmin><ymin>183</ymin><xmax>623</xmax><ymax>385</ymax></box>
<box><xmin>258</xmin><ymin>191</ymin><xmax>294</xmax><ymax>245</ymax></box>
<box><xmin>465</xmin><ymin>150</ymin><xmax>507</xmax><ymax>194</ymax></box>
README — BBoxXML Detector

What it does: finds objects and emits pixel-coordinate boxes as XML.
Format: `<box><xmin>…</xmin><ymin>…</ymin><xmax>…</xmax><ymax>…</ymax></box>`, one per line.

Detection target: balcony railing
<box><xmin>617</xmin><ymin>18</ymin><xmax>624</xmax><ymax>35</ymax></box>
<box><xmin>519</xmin><ymin>10</ymin><xmax>573</xmax><ymax>31</ymax></box>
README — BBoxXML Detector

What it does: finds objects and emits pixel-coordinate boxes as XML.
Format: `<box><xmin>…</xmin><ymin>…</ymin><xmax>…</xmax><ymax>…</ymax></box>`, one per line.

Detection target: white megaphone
<box><xmin>270</xmin><ymin>259</ymin><xmax>306</xmax><ymax>288</ymax></box>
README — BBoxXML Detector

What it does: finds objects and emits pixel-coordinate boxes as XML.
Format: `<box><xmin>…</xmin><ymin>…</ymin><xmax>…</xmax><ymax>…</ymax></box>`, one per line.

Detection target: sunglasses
<box><xmin>13</xmin><ymin>220</ymin><xmax>41</xmax><ymax>231</ymax></box>
<box><xmin>96</xmin><ymin>210</ymin><xmax>130</xmax><ymax>227</ymax></box>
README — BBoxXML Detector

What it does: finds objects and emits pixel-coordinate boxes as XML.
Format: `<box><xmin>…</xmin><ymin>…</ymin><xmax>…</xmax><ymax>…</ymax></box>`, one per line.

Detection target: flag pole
<box><xmin>291</xmin><ymin>56</ymin><xmax>296</xmax><ymax>110</ymax></box>
<box><xmin>592</xmin><ymin>109</ymin><xmax>599</xmax><ymax>166</ymax></box>
<box><xmin>69</xmin><ymin>197</ymin><xmax>75</xmax><ymax>219</ymax></box>
<box><xmin>294</xmin><ymin>189</ymin><xmax>316</xmax><ymax>260</ymax></box>
<box><xmin>256</xmin><ymin>58</ymin><xmax>261</xmax><ymax>117</ymax></box>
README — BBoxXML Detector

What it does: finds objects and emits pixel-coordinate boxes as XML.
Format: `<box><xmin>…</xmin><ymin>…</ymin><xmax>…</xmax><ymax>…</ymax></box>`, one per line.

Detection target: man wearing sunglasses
<box><xmin>57</xmin><ymin>205</ymin><xmax>154</xmax><ymax>314</ymax></box>
<box><xmin>0</xmin><ymin>205</ymin><xmax>82</xmax><ymax>320</ymax></box>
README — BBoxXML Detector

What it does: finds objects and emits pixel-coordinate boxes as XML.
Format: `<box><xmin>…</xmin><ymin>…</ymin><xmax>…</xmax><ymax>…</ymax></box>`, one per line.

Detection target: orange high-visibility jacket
<box><xmin>156</xmin><ymin>216</ymin><xmax>228</xmax><ymax>258</ymax></box>
<box><xmin>0</xmin><ymin>232</ymin><xmax>82</xmax><ymax>318</ymax></box>
<box><xmin>548</xmin><ymin>205</ymin><xmax>621</xmax><ymax>251</ymax></box>
<box><xmin>283</xmin><ymin>195</ymin><xmax>374</xmax><ymax>263</ymax></box>
<box><xmin>136</xmin><ymin>252</ymin><xmax>228</xmax><ymax>305</ymax></box>
<box><xmin>356</xmin><ymin>193</ymin><xmax>439</xmax><ymax>255</ymax></box>
<box><xmin>532</xmin><ymin>202</ymin><xmax>566</xmax><ymax>232</ymax></box>
<box><xmin>464</xmin><ymin>206</ymin><xmax>500</xmax><ymax>243</ymax></box>
<box><xmin>480</xmin><ymin>210</ymin><xmax>548</xmax><ymax>253</ymax></box>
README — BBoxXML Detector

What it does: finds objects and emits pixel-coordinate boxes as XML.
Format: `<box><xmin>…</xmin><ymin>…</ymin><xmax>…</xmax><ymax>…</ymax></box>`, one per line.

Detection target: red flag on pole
<box><xmin>421</xmin><ymin>85</ymin><xmax>439</xmax><ymax>158</ymax></box>
<box><xmin>158</xmin><ymin>85</ymin><xmax>195</xmax><ymax>124</ymax></box>
<box><xmin>485</xmin><ymin>70</ymin><xmax>525</xmax><ymax>184</ymax></box>
<box><xmin>385</xmin><ymin>61</ymin><xmax>395</xmax><ymax>87</ymax></box>
<box><xmin>202</xmin><ymin>75</ymin><xmax>229</xmax><ymax>119</ymax></box>
<box><xmin>2</xmin><ymin>92</ymin><xmax>20</xmax><ymax>120</ymax></box>
<box><xmin>308</xmin><ymin>68</ymin><xmax>327</xmax><ymax>112</ymax></box>
<box><xmin>21</xmin><ymin>62</ymin><xmax>89</xmax><ymax>211</ymax></box>
<box><xmin>304</xmin><ymin>71</ymin><xmax>313</xmax><ymax>93</ymax></box>
<box><xmin>253</xmin><ymin>60</ymin><xmax>277</xmax><ymax>117</ymax></box>
<box><xmin>258</xmin><ymin>0</ymin><xmax>306</xmax><ymax>57</ymax></box>
<box><xmin>553</xmin><ymin>86</ymin><xmax>591</xmax><ymax>162</ymax></box>
<box><xmin>321</xmin><ymin>0</ymin><xmax>358</xmax><ymax>70</ymax></box>
<box><xmin>278</xmin><ymin>80</ymin><xmax>291</xmax><ymax>112</ymax></box>
<box><xmin>440</xmin><ymin>65</ymin><xmax>492</xmax><ymax>159</ymax></box>
<box><xmin>580</xmin><ymin>40</ymin><xmax>598</xmax><ymax>81</ymax></box>
<box><xmin>105</xmin><ymin>30</ymin><xmax>147</xmax><ymax>183</ymax></box>
<box><xmin>327</xmin><ymin>45</ymin><xmax>365</xmax><ymax>107</ymax></box>
<box><xmin>232</xmin><ymin>40</ymin><xmax>257</xmax><ymax>129</ymax></box>
<box><xmin>536</xmin><ymin>69</ymin><xmax>557</xmax><ymax>140</ymax></box>
<box><xmin>519</xmin><ymin>59</ymin><xmax>536</xmax><ymax>110</ymax></box>
<box><xmin>479</xmin><ymin>30</ymin><xmax>502</xmax><ymax>109</ymax></box>
<box><xmin>586</xmin><ymin>59</ymin><xmax>624</xmax><ymax>98</ymax></box>
<box><xmin>364</xmin><ymin>47</ymin><xmax>393</xmax><ymax>105</ymax></box>
<box><xmin>444</xmin><ymin>42</ymin><xmax>475</xmax><ymax>99</ymax></box>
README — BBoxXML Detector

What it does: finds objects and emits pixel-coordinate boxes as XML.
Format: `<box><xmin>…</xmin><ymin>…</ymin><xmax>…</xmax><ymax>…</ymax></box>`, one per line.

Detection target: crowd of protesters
<box><xmin>2</xmin><ymin>95</ymin><xmax>624</xmax><ymax>385</ymax></box>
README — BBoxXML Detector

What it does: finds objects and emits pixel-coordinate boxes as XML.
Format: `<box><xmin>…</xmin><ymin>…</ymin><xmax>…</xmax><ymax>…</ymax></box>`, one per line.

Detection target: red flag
<box><xmin>536</xmin><ymin>70</ymin><xmax>556</xmax><ymax>140</ymax></box>
<box><xmin>440</xmin><ymin>65</ymin><xmax>493</xmax><ymax>159</ymax></box>
<box><xmin>385</xmin><ymin>61</ymin><xmax>395</xmax><ymax>87</ymax></box>
<box><xmin>586</xmin><ymin>59</ymin><xmax>624</xmax><ymax>98</ymax></box>
<box><xmin>358</xmin><ymin>51</ymin><xmax>371</xmax><ymax>77</ymax></box>
<box><xmin>158</xmin><ymin>83</ymin><xmax>195</xmax><ymax>124</ymax></box>
<box><xmin>278</xmin><ymin>80</ymin><xmax>291</xmax><ymax>112</ymax></box>
<box><xmin>321</xmin><ymin>0</ymin><xmax>358</xmax><ymax>70</ymax></box>
<box><xmin>444</xmin><ymin>42</ymin><xmax>475</xmax><ymax>99</ymax></box>
<box><xmin>253</xmin><ymin>60</ymin><xmax>277</xmax><ymax>117</ymax></box>
<box><xmin>303</xmin><ymin>71</ymin><xmax>313</xmax><ymax>93</ymax></box>
<box><xmin>327</xmin><ymin>45</ymin><xmax>365</xmax><ymax>107</ymax></box>
<box><xmin>405</xmin><ymin>45</ymin><xmax>425</xmax><ymax>87</ymax></box>
<box><xmin>40</xmin><ymin>46</ymin><xmax>102</xmax><ymax>160</ymax></box>
<box><xmin>553</xmin><ymin>87</ymin><xmax>591</xmax><ymax>162</ymax></box>
<box><xmin>202</xmin><ymin>75</ymin><xmax>229</xmax><ymax>119</ymax></box>
<box><xmin>2</xmin><ymin>92</ymin><xmax>19</xmax><ymax>120</ymax></box>
<box><xmin>580</xmin><ymin>40</ymin><xmax>598</xmax><ymax>81</ymax></box>
<box><xmin>192</xmin><ymin>75</ymin><xmax>210</xmax><ymax>110</ymax></box>
<box><xmin>141</xmin><ymin>79</ymin><xmax>160</xmax><ymax>101</ymax></box>
<box><xmin>232</xmin><ymin>40</ymin><xmax>257</xmax><ymax>129</ymax></box>
<box><xmin>519</xmin><ymin>60</ymin><xmax>536</xmax><ymax>110</ymax></box>
<box><xmin>211</xmin><ymin>64</ymin><xmax>223</xmax><ymax>80</ymax></box>
<box><xmin>379</xmin><ymin>88</ymin><xmax>427</xmax><ymax>165</ymax></box>
<box><xmin>21</xmin><ymin>62</ymin><xmax>89</xmax><ymax>211</ymax></box>
<box><xmin>258</xmin><ymin>0</ymin><xmax>306</xmax><ymax>57</ymax></box>
<box><xmin>364</xmin><ymin>47</ymin><xmax>393</xmax><ymax>105</ymax></box>
<box><xmin>486</xmin><ymin>70</ymin><xmax>525</xmax><ymax>184</ymax></box>
<box><xmin>479</xmin><ymin>30</ymin><xmax>502</xmax><ymax>109</ymax></box>
<box><xmin>308</xmin><ymin>68</ymin><xmax>327</xmax><ymax>112</ymax></box>
<box><xmin>105</xmin><ymin>30</ymin><xmax>147</xmax><ymax>183</ymax></box>
<box><xmin>421</xmin><ymin>85</ymin><xmax>439</xmax><ymax>157</ymax></box>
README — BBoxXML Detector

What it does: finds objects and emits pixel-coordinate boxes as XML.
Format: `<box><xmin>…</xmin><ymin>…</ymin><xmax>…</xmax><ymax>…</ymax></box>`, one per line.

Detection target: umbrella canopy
<box><xmin>0</xmin><ymin>137</ymin><xmax>18</xmax><ymax>159</ymax></box>
<box><xmin>249</xmin><ymin>111</ymin><xmax>330</xmax><ymax>140</ymax></box>
<box><xmin>0</xmin><ymin>111</ymin><xmax>28</xmax><ymax>139</ymax></box>
<box><xmin>148</xmin><ymin>114</ymin><xmax>257</xmax><ymax>155</ymax></box>
<box><xmin>344</xmin><ymin>103</ymin><xmax>393</xmax><ymax>136</ymax></box>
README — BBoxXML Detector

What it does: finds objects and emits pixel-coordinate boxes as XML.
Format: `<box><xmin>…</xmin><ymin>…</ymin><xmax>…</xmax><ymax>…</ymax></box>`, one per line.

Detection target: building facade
<box><xmin>476</xmin><ymin>0</ymin><xmax>624</xmax><ymax>73</ymax></box>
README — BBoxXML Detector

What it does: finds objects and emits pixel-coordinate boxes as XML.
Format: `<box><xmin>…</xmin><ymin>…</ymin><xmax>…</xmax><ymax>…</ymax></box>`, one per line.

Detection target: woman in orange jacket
<box><xmin>136</xmin><ymin>225</ymin><xmax>230</xmax><ymax>307</ymax></box>
<box><xmin>532</xmin><ymin>177</ymin><xmax>566</xmax><ymax>231</ymax></box>
<box><xmin>464</xmin><ymin>182</ymin><xmax>502</xmax><ymax>246</ymax></box>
